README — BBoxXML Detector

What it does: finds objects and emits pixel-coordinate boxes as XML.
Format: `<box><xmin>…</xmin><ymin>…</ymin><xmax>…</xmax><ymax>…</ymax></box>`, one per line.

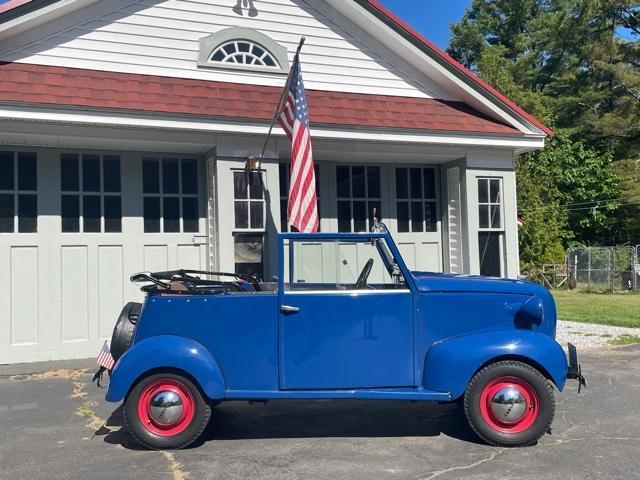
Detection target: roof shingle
<box><xmin>0</xmin><ymin>62</ymin><xmax>520</xmax><ymax>135</ymax></box>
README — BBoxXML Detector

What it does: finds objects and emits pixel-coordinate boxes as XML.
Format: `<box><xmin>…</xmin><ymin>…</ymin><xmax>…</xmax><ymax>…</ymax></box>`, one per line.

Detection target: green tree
<box><xmin>448</xmin><ymin>0</ymin><xmax>639</xmax><ymax>260</ymax></box>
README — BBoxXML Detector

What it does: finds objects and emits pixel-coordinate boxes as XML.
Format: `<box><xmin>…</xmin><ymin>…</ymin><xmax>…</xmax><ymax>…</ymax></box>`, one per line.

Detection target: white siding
<box><xmin>1</xmin><ymin>0</ymin><xmax>438</xmax><ymax>98</ymax></box>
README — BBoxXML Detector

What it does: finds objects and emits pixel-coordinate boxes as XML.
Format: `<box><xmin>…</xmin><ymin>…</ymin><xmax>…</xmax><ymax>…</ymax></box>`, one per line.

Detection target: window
<box><xmin>233</xmin><ymin>170</ymin><xmax>265</xmax><ymax>231</ymax></box>
<box><xmin>60</xmin><ymin>153</ymin><xmax>121</xmax><ymax>233</ymax></box>
<box><xmin>0</xmin><ymin>151</ymin><xmax>37</xmax><ymax>233</ymax></box>
<box><xmin>283</xmin><ymin>237</ymin><xmax>407</xmax><ymax>291</ymax></box>
<box><xmin>279</xmin><ymin>163</ymin><xmax>321</xmax><ymax>232</ymax></box>
<box><xmin>336</xmin><ymin>165</ymin><xmax>381</xmax><ymax>233</ymax></box>
<box><xmin>198</xmin><ymin>28</ymin><xmax>289</xmax><ymax>74</ymax></box>
<box><xmin>396</xmin><ymin>167</ymin><xmax>437</xmax><ymax>233</ymax></box>
<box><xmin>210</xmin><ymin>40</ymin><xmax>279</xmax><ymax>68</ymax></box>
<box><xmin>234</xmin><ymin>233</ymin><xmax>264</xmax><ymax>280</ymax></box>
<box><xmin>477</xmin><ymin>178</ymin><xmax>504</xmax><ymax>277</ymax></box>
<box><xmin>143</xmin><ymin>158</ymin><xmax>200</xmax><ymax>233</ymax></box>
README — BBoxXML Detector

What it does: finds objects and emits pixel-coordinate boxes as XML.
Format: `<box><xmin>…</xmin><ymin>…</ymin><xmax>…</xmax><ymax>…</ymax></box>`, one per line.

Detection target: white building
<box><xmin>0</xmin><ymin>0</ymin><xmax>550</xmax><ymax>364</ymax></box>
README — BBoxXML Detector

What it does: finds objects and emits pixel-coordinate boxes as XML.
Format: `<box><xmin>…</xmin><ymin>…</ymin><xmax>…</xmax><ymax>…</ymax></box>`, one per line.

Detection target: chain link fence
<box><xmin>565</xmin><ymin>245</ymin><xmax>639</xmax><ymax>293</ymax></box>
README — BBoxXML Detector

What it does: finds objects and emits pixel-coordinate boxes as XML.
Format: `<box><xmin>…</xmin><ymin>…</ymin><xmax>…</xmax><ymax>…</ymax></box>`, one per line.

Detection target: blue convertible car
<box><xmin>102</xmin><ymin>227</ymin><xmax>585</xmax><ymax>449</ymax></box>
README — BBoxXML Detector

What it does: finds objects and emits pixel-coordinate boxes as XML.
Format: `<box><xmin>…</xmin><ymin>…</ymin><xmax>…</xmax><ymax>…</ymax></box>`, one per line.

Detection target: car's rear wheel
<box><xmin>123</xmin><ymin>372</ymin><xmax>211</xmax><ymax>450</ymax></box>
<box><xmin>463</xmin><ymin>360</ymin><xmax>554</xmax><ymax>447</ymax></box>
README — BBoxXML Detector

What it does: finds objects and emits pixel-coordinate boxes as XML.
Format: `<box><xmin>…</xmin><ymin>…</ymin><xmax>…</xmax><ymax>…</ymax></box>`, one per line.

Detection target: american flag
<box><xmin>96</xmin><ymin>341</ymin><xmax>115</xmax><ymax>370</ymax></box>
<box><xmin>277</xmin><ymin>53</ymin><xmax>319</xmax><ymax>233</ymax></box>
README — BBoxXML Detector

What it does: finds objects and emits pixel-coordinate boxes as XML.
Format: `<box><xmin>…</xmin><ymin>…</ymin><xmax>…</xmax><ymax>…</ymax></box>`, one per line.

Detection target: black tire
<box><xmin>123</xmin><ymin>372</ymin><xmax>211</xmax><ymax>450</ymax></box>
<box><xmin>463</xmin><ymin>360</ymin><xmax>555</xmax><ymax>447</ymax></box>
<box><xmin>110</xmin><ymin>302</ymin><xmax>141</xmax><ymax>361</ymax></box>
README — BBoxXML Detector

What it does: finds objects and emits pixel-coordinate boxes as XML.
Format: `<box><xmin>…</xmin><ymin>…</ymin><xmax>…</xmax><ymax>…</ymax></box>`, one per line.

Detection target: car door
<box><xmin>278</xmin><ymin>235</ymin><xmax>415</xmax><ymax>390</ymax></box>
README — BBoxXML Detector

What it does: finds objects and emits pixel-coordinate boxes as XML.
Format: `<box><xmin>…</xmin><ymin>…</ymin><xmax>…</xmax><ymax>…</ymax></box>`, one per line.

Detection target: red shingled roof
<box><xmin>0</xmin><ymin>62</ymin><xmax>520</xmax><ymax>135</ymax></box>
<box><xmin>0</xmin><ymin>0</ymin><xmax>32</xmax><ymax>15</ymax></box>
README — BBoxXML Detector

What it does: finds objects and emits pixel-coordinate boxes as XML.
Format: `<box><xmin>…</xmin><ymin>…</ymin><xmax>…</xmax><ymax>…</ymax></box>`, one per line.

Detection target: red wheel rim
<box><xmin>479</xmin><ymin>376</ymin><xmax>539</xmax><ymax>434</ymax></box>
<box><xmin>137</xmin><ymin>379</ymin><xmax>195</xmax><ymax>437</ymax></box>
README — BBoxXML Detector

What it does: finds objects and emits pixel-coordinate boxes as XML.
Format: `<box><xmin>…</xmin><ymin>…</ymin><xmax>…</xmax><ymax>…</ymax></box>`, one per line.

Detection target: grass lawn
<box><xmin>552</xmin><ymin>290</ymin><xmax>640</xmax><ymax>328</ymax></box>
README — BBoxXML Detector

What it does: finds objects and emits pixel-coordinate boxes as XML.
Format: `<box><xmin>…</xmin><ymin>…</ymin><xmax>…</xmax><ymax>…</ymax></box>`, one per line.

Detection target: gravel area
<box><xmin>556</xmin><ymin>320</ymin><xmax>639</xmax><ymax>349</ymax></box>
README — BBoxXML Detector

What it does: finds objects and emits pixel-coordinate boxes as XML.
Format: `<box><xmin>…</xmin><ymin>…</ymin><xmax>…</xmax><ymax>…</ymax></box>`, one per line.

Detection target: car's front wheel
<box><xmin>123</xmin><ymin>372</ymin><xmax>211</xmax><ymax>449</ymax></box>
<box><xmin>463</xmin><ymin>360</ymin><xmax>555</xmax><ymax>447</ymax></box>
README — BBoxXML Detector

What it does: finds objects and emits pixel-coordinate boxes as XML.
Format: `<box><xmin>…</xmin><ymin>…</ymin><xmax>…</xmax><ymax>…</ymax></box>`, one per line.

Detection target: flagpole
<box><xmin>257</xmin><ymin>36</ymin><xmax>306</xmax><ymax>169</ymax></box>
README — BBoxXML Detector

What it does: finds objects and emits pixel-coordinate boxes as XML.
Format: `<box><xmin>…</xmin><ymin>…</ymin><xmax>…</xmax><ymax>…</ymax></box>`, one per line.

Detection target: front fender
<box><xmin>423</xmin><ymin>330</ymin><xmax>568</xmax><ymax>399</ymax></box>
<box><xmin>106</xmin><ymin>335</ymin><xmax>225</xmax><ymax>402</ymax></box>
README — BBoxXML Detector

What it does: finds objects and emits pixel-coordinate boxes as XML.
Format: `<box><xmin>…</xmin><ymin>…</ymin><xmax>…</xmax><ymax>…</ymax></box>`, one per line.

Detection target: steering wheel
<box><xmin>355</xmin><ymin>258</ymin><xmax>374</xmax><ymax>289</ymax></box>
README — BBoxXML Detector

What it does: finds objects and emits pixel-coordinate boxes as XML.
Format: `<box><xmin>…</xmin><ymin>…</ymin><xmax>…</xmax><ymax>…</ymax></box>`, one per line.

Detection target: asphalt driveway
<box><xmin>1</xmin><ymin>346</ymin><xmax>639</xmax><ymax>480</ymax></box>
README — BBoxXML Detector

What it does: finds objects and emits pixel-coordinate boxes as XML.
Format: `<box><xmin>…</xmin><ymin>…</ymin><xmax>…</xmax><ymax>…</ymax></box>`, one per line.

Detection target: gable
<box><xmin>0</xmin><ymin>0</ymin><xmax>450</xmax><ymax>99</ymax></box>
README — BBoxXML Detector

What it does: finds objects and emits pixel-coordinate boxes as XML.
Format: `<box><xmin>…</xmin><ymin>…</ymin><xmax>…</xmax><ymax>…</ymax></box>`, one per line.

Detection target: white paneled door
<box><xmin>0</xmin><ymin>149</ymin><xmax>207</xmax><ymax>364</ymax></box>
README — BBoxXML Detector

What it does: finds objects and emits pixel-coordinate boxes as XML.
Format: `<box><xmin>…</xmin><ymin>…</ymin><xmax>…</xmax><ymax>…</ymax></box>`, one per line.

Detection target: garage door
<box><xmin>0</xmin><ymin>149</ymin><xmax>208</xmax><ymax>364</ymax></box>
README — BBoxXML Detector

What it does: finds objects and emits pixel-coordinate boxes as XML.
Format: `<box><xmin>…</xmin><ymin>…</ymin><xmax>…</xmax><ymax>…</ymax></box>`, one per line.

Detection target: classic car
<box><xmin>101</xmin><ymin>227</ymin><xmax>585</xmax><ymax>450</ymax></box>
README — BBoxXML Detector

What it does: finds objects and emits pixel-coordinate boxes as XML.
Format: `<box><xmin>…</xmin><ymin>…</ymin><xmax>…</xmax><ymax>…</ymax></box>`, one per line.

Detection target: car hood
<box><xmin>410</xmin><ymin>271</ymin><xmax>544</xmax><ymax>295</ymax></box>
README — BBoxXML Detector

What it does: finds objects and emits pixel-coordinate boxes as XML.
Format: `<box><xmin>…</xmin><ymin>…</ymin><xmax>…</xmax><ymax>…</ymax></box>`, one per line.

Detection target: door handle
<box><xmin>280</xmin><ymin>305</ymin><xmax>300</xmax><ymax>314</ymax></box>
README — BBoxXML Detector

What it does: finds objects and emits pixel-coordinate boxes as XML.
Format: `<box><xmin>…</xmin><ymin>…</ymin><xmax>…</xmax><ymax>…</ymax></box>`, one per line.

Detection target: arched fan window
<box><xmin>210</xmin><ymin>40</ymin><xmax>279</xmax><ymax>68</ymax></box>
<box><xmin>198</xmin><ymin>28</ymin><xmax>289</xmax><ymax>74</ymax></box>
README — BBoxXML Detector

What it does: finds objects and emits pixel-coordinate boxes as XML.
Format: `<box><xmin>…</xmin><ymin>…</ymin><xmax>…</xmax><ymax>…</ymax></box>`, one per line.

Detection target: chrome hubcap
<box><xmin>149</xmin><ymin>390</ymin><xmax>184</xmax><ymax>425</ymax></box>
<box><xmin>490</xmin><ymin>387</ymin><xmax>527</xmax><ymax>422</ymax></box>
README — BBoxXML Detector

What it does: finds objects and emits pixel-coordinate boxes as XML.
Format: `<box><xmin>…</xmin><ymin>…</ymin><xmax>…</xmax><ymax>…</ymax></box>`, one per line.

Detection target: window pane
<box><xmin>280</xmin><ymin>198</ymin><xmax>288</xmax><ymax>232</ymax></box>
<box><xmin>353</xmin><ymin>200</ymin><xmax>366</xmax><ymax>232</ymax></box>
<box><xmin>103</xmin><ymin>156</ymin><xmax>121</xmax><ymax>193</ymax></box>
<box><xmin>279</xmin><ymin>164</ymin><xmax>288</xmax><ymax>197</ymax></box>
<box><xmin>249</xmin><ymin>171</ymin><xmax>263</xmax><ymax>199</ymax></box>
<box><xmin>411</xmin><ymin>201</ymin><xmax>424</xmax><ymax>232</ymax></box>
<box><xmin>238</xmin><ymin>41</ymin><xmax>251</xmax><ymax>53</ymax></box>
<box><xmin>61</xmin><ymin>195</ymin><xmax>79</xmax><ymax>232</ymax></box>
<box><xmin>0</xmin><ymin>151</ymin><xmax>13</xmax><ymax>190</ymax></box>
<box><xmin>397</xmin><ymin>202</ymin><xmax>409</xmax><ymax>233</ymax></box>
<box><xmin>479</xmin><ymin>205</ymin><xmax>490</xmax><ymax>229</ymax></box>
<box><xmin>104</xmin><ymin>196</ymin><xmax>122</xmax><ymax>233</ymax></box>
<box><xmin>479</xmin><ymin>232</ymin><xmax>502</xmax><ymax>277</ymax></box>
<box><xmin>410</xmin><ymin>168</ymin><xmax>423</xmax><ymax>199</ymax></box>
<box><xmin>490</xmin><ymin>179</ymin><xmax>501</xmax><ymax>203</ymax></box>
<box><xmin>250</xmin><ymin>201</ymin><xmax>264</xmax><ymax>229</ymax></box>
<box><xmin>234</xmin><ymin>172</ymin><xmax>248</xmax><ymax>200</ymax></box>
<box><xmin>143</xmin><ymin>158</ymin><xmax>160</xmax><ymax>194</ymax></box>
<box><xmin>234</xmin><ymin>201</ymin><xmax>248</xmax><ymax>229</ymax></box>
<box><xmin>337</xmin><ymin>200</ymin><xmax>351</xmax><ymax>232</ymax></box>
<box><xmin>314</xmin><ymin>165</ymin><xmax>321</xmax><ymax>197</ymax></box>
<box><xmin>336</xmin><ymin>166</ymin><xmax>350</xmax><ymax>197</ymax></box>
<box><xmin>163</xmin><ymin>159</ymin><xmax>179</xmax><ymax>194</ymax></box>
<box><xmin>18</xmin><ymin>194</ymin><xmax>37</xmax><ymax>233</ymax></box>
<box><xmin>181</xmin><ymin>159</ymin><xmax>198</xmax><ymax>195</ymax></box>
<box><xmin>18</xmin><ymin>152</ymin><xmax>37</xmax><ymax>191</ymax></box>
<box><xmin>83</xmin><ymin>195</ymin><xmax>101</xmax><ymax>232</ymax></box>
<box><xmin>61</xmin><ymin>154</ymin><xmax>79</xmax><ymax>191</ymax></box>
<box><xmin>367</xmin><ymin>167</ymin><xmax>380</xmax><ymax>198</ymax></box>
<box><xmin>425</xmin><ymin>202</ymin><xmax>437</xmax><ymax>232</ymax></box>
<box><xmin>424</xmin><ymin>169</ymin><xmax>436</xmax><ymax>199</ymax></box>
<box><xmin>395</xmin><ymin>168</ymin><xmax>408</xmax><ymax>199</ymax></box>
<box><xmin>163</xmin><ymin>197</ymin><xmax>180</xmax><ymax>232</ymax></box>
<box><xmin>352</xmin><ymin>166</ymin><xmax>365</xmax><ymax>198</ymax></box>
<box><xmin>143</xmin><ymin>197</ymin><xmax>160</xmax><ymax>233</ymax></box>
<box><xmin>490</xmin><ymin>205</ymin><xmax>502</xmax><ymax>229</ymax></box>
<box><xmin>183</xmin><ymin>197</ymin><xmax>199</xmax><ymax>233</ymax></box>
<box><xmin>0</xmin><ymin>194</ymin><xmax>14</xmax><ymax>232</ymax></box>
<box><xmin>211</xmin><ymin>50</ymin><xmax>225</xmax><ymax>62</ymax></box>
<box><xmin>478</xmin><ymin>179</ymin><xmax>489</xmax><ymax>203</ymax></box>
<box><xmin>369</xmin><ymin>200</ymin><xmax>381</xmax><ymax>228</ymax></box>
<box><xmin>82</xmin><ymin>155</ymin><xmax>100</xmax><ymax>192</ymax></box>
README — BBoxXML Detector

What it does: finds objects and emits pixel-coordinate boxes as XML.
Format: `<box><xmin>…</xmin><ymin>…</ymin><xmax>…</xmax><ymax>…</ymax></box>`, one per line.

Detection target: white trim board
<box><xmin>0</xmin><ymin>105</ymin><xmax>546</xmax><ymax>151</ymax></box>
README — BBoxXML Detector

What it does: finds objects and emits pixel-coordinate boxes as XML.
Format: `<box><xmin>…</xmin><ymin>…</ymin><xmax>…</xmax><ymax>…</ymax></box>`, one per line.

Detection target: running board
<box><xmin>224</xmin><ymin>388</ymin><xmax>452</xmax><ymax>401</ymax></box>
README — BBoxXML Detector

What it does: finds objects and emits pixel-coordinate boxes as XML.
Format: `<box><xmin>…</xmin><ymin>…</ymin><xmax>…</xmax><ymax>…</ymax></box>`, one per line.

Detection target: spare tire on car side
<box><xmin>110</xmin><ymin>302</ymin><xmax>142</xmax><ymax>362</ymax></box>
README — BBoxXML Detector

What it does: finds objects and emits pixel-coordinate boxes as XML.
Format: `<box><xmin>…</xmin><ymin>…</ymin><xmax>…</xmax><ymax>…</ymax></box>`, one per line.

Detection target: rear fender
<box><xmin>423</xmin><ymin>330</ymin><xmax>568</xmax><ymax>400</ymax></box>
<box><xmin>106</xmin><ymin>335</ymin><xmax>225</xmax><ymax>402</ymax></box>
